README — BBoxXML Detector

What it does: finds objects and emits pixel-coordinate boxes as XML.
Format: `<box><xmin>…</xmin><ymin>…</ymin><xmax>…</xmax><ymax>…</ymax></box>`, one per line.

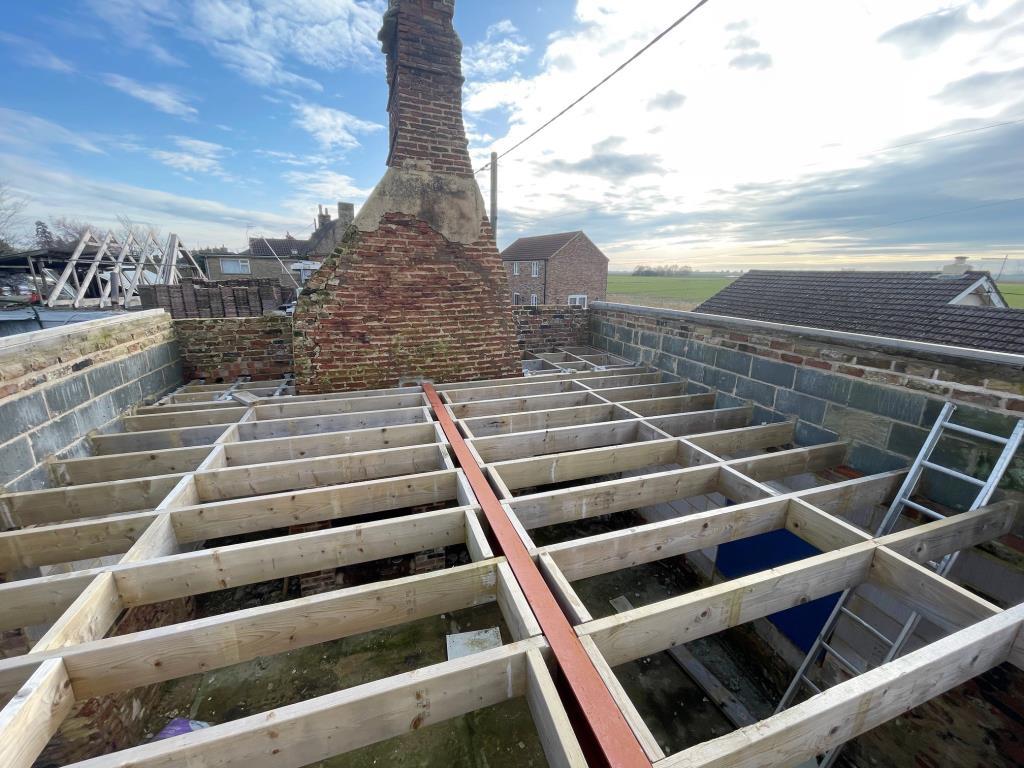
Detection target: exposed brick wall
<box><xmin>291</xmin><ymin>0</ymin><xmax>517</xmax><ymax>393</ymax></box>
<box><xmin>36</xmin><ymin>597</ymin><xmax>196</xmax><ymax>767</ymax></box>
<box><xmin>546</xmin><ymin>233</ymin><xmax>608</xmax><ymax>305</ymax></box>
<box><xmin>174</xmin><ymin>317</ymin><xmax>293</xmax><ymax>383</ymax></box>
<box><xmin>514</xmin><ymin>305</ymin><xmax>589</xmax><ymax>353</ymax></box>
<box><xmin>505</xmin><ymin>260</ymin><xmax>547</xmax><ymax>304</ymax></box>
<box><xmin>0</xmin><ymin>311</ymin><xmax>181</xmax><ymax>491</ymax></box>
<box><xmin>139</xmin><ymin>279</ymin><xmax>294</xmax><ymax>319</ymax></box>
<box><xmin>381</xmin><ymin>0</ymin><xmax>472</xmax><ymax>176</ymax></box>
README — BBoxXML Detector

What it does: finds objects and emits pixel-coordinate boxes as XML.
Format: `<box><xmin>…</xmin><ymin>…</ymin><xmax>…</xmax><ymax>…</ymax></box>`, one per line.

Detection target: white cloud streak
<box><xmin>103</xmin><ymin>74</ymin><xmax>198</xmax><ymax>119</ymax></box>
<box><xmin>291</xmin><ymin>102</ymin><xmax>383</xmax><ymax>151</ymax></box>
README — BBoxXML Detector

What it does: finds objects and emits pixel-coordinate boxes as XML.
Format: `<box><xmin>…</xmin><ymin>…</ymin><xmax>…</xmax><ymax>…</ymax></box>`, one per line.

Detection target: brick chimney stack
<box><xmin>380</xmin><ymin>0</ymin><xmax>472</xmax><ymax>176</ymax></box>
<box><xmin>291</xmin><ymin>0</ymin><xmax>518</xmax><ymax>393</ymax></box>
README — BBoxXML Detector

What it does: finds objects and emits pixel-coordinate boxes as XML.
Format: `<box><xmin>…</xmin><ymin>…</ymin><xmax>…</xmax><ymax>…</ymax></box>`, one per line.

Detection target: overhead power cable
<box><xmin>475</xmin><ymin>0</ymin><xmax>712</xmax><ymax>174</ymax></box>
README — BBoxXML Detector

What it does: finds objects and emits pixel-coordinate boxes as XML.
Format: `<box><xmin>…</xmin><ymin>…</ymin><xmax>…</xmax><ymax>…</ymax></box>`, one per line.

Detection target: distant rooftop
<box><xmin>695</xmin><ymin>270</ymin><xmax>1024</xmax><ymax>354</ymax></box>
<box><xmin>501</xmin><ymin>231</ymin><xmax>584</xmax><ymax>261</ymax></box>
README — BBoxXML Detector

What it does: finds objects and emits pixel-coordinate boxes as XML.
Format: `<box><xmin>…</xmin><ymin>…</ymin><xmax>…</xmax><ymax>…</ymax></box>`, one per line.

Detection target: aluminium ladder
<box><xmin>774</xmin><ymin>401</ymin><xmax>1024</xmax><ymax>768</ymax></box>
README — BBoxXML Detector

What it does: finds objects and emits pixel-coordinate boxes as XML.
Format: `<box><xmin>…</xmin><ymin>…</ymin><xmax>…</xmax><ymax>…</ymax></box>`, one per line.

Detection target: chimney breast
<box><xmin>380</xmin><ymin>0</ymin><xmax>472</xmax><ymax>176</ymax></box>
<box><xmin>337</xmin><ymin>202</ymin><xmax>355</xmax><ymax>228</ymax></box>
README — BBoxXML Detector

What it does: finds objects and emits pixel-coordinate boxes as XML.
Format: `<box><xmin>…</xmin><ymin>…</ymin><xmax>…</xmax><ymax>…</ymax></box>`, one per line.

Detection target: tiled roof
<box><xmin>250</xmin><ymin>237</ymin><xmax>312</xmax><ymax>258</ymax></box>
<box><xmin>695</xmin><ymin>270</ymin><xmax>1024</xmax><ymax>354</ymax></box>
<box><xmin>501</xmin><ymin>231</ymin><xmax>582</xmax><ymax>261</ymax></box>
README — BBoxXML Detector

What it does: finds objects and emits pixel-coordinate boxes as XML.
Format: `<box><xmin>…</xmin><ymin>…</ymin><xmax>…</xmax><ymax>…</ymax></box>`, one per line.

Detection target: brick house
<box><xmin>501</xmin><ymin>231</ymin><xmax>608</xmax><ymax>307</ymax></box>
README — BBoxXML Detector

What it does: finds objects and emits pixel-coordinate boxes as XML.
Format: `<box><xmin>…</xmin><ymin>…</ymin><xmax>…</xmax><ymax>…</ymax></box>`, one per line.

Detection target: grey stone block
<box><xmin>613</xmin><ymin>324</ymin><xmax>634</xmax><ymax>344</ymax></box>
<box><xmin>751</xmin><ymin>405</ymin><xmax>786</xmax><ymax>425</ymax></box>
<box><xmin>0</xmin><ymin>436</ymin><xmax>36</xmax><ymax>484</ymax></box>
<box><xmin>43</xmin><ymin>375</ymin><xmax>91</xmax><ymax>416</ymax></box>
<box><xmin>887</xmin><ymin>422</ymin><xmax>930</xmax><ymax>457</ymax></box>
<box><xmin>848</xmin><ymin>443</ymin><xmax>908</xmax><ymax>475</ymax></box>
<box><xmin>677</xmin><ymin>359</ymin><xmax>706</xmax><ymax>383</ymax></box>
<box><xmin>652</xmin><ymin>353</ymin><xmax>677</xmax><ymax>376</ymax></box>
<box><xmin>662</xmin><ymin>336</ymin><xmax>687</xmax><ymax>357</ymax></box>
<box><xmin>823</xmin><ymin>404</ymin><xmax>891</xmax><ymax>447</ymax></box>
<box><xmin>85</xmin><ymin>362</ymin><xmax>124</xmax><ymax>398</ymax></box>
<box><xmin>795</xmin><ymin>421</ymin><xmax>839</xmax><ymax>447</ymax></box>
<box><xmin>750</xmin><ymin>357</ymin><xmax>797</xmax><ymax>388</ymax></box>
<box><xmin>706</xmin><ymin>368</ymin><xmax>737</xmax><ymax>394</ymax></box>
<box><xmin>685</xmin><ymin>341</ymin><xmax>714</xmax><ymax>364</ymax></box>
<box><xmin>606</xmin><ymin>339</ymin><xmax>624</xmax><ymax>356</ymax></box>
<box><xmin>639</xmin><ymin>330</ymin><xmax>660</xmax><ymax>349</ymax></box>
<box><xmin>714</xmin><ymin>348</ymin><xmax>753</xmax><ymax>376</ymax></box>
<box><xmin>5</xmin><ymin>463</ymin><xmax>50</xmax><ymax>492</ymax></box>
<box><xmin>794</xmin><ymin>369</ymin><xmax>852</xmax><ymax>404</ymax></box>
<box><xmin>0</xmin><ymin>392</ymin><xmax>49</xmax><ymax>446</ymax></box>
<box><xmin>715</xmin><ymin>392</ymin><xmax>746</xmax><ymax>409</ymax></box>
<box><xmin>76</xmin><ymin>394</ymin><xmax>119</xmax><ymax>432</ymax></box>
<box><xmin>735</xmin><ymin>376</ymin><xmax>776</xmax><ymax>407</ymax></box>
<box><xmin>847</xmin><ymin>380</ymin><xmax>926</xmax><ymax>424</ymax></box>
<box><xmin>774</xmin><ymin>389</ymin><xmax>827</xmax><ymax>424</ymax></box>
<box><xmin>686</xmin><ymin>381</ymin><xmax>712</xmax><ymax>395</ymax></box>
<box><xmin>29</xmin><ymin>410</ymin><xmax>82</xmax><ymax>462</ymax></box>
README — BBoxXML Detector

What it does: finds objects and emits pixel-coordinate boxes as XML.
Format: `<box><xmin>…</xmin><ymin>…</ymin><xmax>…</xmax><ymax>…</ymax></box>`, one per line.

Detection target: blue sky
<box><xmin>0</xmin><ymin>1</ymin><xmax>1022</xmax><ymax>272</ymax></box>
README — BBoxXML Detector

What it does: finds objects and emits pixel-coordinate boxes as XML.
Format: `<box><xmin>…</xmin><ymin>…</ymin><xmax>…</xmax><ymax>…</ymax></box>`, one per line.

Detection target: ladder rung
<box><xmin>839</xmin><ymin>607</ymin><xmax>893</xmax><ymax>645</ymax></box>
<box><xmin>821</xmin><ymin>642</ymin><xmax>863</xmax><ymax>676</ymax></box>
<box><xmin>921</xmin><ymin>460</ymin><xmax>986</xmax><ymax>487</ymax></box>
<box><xmin>800</xmin><ymin>675</ymin><xmax>822</xmax><ymax>695</ymax></box>
<box><xmin>941</xmin><ymin>421</ymin><xmax>1009</xmax><ymax>445</ymax></box>
<box><xmin>899</xmin><ymin>498</ymin><xmax>946</xmax><ymax>521</ymax></box>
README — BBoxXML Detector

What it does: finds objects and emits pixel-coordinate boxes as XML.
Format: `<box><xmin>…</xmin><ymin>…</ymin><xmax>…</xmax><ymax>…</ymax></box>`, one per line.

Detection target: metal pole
<box><xmin>490</xmin><ymin>151</ymin><xmax>498</xmax><ymax>242</ymax></box>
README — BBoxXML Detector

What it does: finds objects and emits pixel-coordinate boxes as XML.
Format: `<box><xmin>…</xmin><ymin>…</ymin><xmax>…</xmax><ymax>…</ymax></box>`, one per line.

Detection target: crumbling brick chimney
<box><xmin>292</xmin><ymin>0</ymin><xmax>518</xmax><ymax>393</ymax></box>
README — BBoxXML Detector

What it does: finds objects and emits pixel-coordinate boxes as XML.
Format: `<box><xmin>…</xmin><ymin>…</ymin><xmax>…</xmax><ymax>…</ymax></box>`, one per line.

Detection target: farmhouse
<box><xmin>502</xmin><ymin>230</ymin><xmax>609</xmax><ymax>307</ymax></box>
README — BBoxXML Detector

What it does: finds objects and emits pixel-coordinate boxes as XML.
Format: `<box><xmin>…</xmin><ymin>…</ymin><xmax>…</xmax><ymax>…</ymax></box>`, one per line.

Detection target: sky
<box><xmin>0</xmin><ymin>0</ymin><xmax>1022</xmax><ymax>273</ymax></box>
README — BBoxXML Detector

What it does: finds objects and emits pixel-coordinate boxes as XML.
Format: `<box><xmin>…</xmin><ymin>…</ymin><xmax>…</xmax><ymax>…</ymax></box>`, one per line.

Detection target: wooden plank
<box><xmin>121</xmin><ymin>407</ymin><xmax>248</xmax><ymax>432</ymax></box>
<box><xmin>685</xmin><ymin>421</ymin><xmax>795</xmax><ymax>458</ymax></box>
<box><xmin>171</xmin><ymin>469</ymin><xmax>460</xmax><ymax>542</ymax></box>
<box><xmin>0</xmin><ymin>512</ymin><xmax>157</xmax><ymax>571</ymax></box>
<box><xmin>50</xmin><ymin>445</ymin><xmax>211</xmax><ymax>485</ymax></box>
<box><xmin>494</xmin><ymin>439</ymin><xmax>682</xmax><ymax>491</ymax></box>
<box><xmin>444</xmin><ymin>379</ymin><xmax>571</xmax><ymax>404</ymax></box>
<box><xmin>785</xmin><ymin>499</ymin><xmax>872</xmax><ymax>552</ymax></box>
<box><xmin>224</xmin><ymin>423</ymin><xmax>437</xmax><ymax>465</ymax></box>
<box><xmin>194</xmin><ymin>444</ymin><xmax>445</xmax><ymax>502</ymax></box>
<box><xmin>509</xmin><ymin>465</ymin><xmax>721</xmax><ymax>530</ymax></box>
<box><xmin>66</xmin><ymin>639</ymin><xmax>540</xmax><ymax>768</ymax></box>
<box><xmin>620</xmin><ymin>394</ymin><xmax>718</xmax><ymax>418</ymax></box>
<box><xmin>237</xmin><ymin>407</ymin><xmax>428</xmax><ymax>441</ymax></box>
<box><xmin>537</xmin><ymin>552</ymin><xmax>593</xmax><ymax>624</ymax></box>
<box><xmin>472</xmin><ymin>419</ymin><xmax>644</xmax><ymax>463</ymax></box>
<box><xmin>592</xmin><ymin>381</ymin><xmax>686</xmax><ymax>402</ymax></box>
<box><xmin>725</xmin><ymin>442</ymin><xmax>849</xmax><ymax>482</ymax></box>
<box><xmin>658</xmin><ymin>605</ymin><xmax>1024</xmax><ymax>768</ymax></box>
<box><xmin>450</xmin><ymin>391</ymin><xmax>595</xmax><ymax>420</ymax></box>
<box><xmin>646</xmin><ymin>406</ymin><xmax>752</xmax><ymax>436</ymax></box>
<box><xmin>0</xmin><ymin>658</ymin><xmax>74</xmax><ymax>768</ymax></box>
<box><xmin>30</xmin><ymin>572</ymin><xmax>123</xmax><ymax>653</ymax></box>
<box><xmin>524</xmin><ymin>648</ymin><xmax>588</xmax><ymax>768</ymax></box>
<box><xmin>90</xmin><ymin>423</ymin><xmax>227</xmax><ymax>454</ymax></box>
<box><xmin>497</xmin><ymin>561</ymin><xmax>542</xmax><ymax>641</ymax></box>
<box><xmin>0</xmin><ymin>571</ymin><xmax>99</xmax><ymax>632</ymax></box>
<box><xmin>463</xmin><ymin>403</ymin><xmax>621</xmax><ymax>437</ymax></box>
<box><xmin>252</xmin><ymin>392</ymin><xmax>425</xmax><ymax>420</ymax></box>
<box><xmin>0</xmin><ymin>474</ymin><xmax>185</xmax><ymax>526</ymax></box>
<box><xmin>544</xmin><ymin>497</ymin><xmax>790</xmax><ymax>582</ymax></box>
<box><xmin>876</xmin><ymin>499</ymin><xmax>1021</xmax><ymax>564</ymax></box>
<box><xmin>581</xmin><ymin>543</ymin><xmax>876</xmax><ymax>667</ymax></box>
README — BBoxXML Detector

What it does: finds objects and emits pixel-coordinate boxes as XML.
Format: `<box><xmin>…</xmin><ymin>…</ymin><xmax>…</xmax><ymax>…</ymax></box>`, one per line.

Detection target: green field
<box><xmin>606</xmin><ymin>274</ymin><xmax>1024</xmax><ymax>310</ymax></box>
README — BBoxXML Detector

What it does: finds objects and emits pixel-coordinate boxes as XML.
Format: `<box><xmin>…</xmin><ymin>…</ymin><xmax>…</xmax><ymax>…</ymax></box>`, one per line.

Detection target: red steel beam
<box><xmin>423</xmin><ymin>383</ymin><xmax>651</xmax><ymax>768</ymax></box>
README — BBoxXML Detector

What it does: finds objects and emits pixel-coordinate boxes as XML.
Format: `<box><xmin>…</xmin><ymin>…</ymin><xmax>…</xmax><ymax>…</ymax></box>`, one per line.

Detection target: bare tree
<box><xmin>116</xmin><ymin>214</ymin><xmax>162</xmax><ymax>247</ymax></box>
<box><xmin>0</xmin><ymin>181</ymin><xmax>28</xmax><ymax>254</ymax></box>
<box><xmin>49</xmin><ymin>216</ymin><xmax>97</xmax><ymax>245</ymax></box>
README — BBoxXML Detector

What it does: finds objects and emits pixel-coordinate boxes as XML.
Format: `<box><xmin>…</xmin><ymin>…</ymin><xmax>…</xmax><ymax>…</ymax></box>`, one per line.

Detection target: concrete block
<box><xmin>686</xmin><ymin>381</ymin><xmax>712</xmax><ymax>395</ymax></box>
<box><xmin>823</xmin><ymin>404</ymin><xmax>891</xmax><ymax>447</ymax></box>
<box><xmin>28</xmin><ymin>410</ymin><xmax>82</xmax><ymax>463</ymax></box>
<box><xmin>794</xmin><ymin>368</ymin><xmax>853</xmax><ymax>404</ymax></box>
<box><xmin>0</xmin><ymin>392</ymin><xmax>49</xmax><ymax>446</ymax></box>
<box><xmin>677</xmin><ymin>359</ymin><xmax>706</xmax><ymax>383</ymax></box>
<box><xmin>751</xmin><ymin>405</ymin><xmax>786</xmax><ymax>425</ymax></box>
<box><xmin>0</xmin><ymin>437</ymin><xmax>36</xmax><ymax>484</ymax></box>
<box><xmin>887</xmin><ymin>422</ymin><xmax>930</xmax><ymax>458</ymax></box>
<box><xmin>715</xmin><ymin>392</ymin><xmax>746</xmax><ymax>409</ymax></box>
<box><xmin>847</xmin><ymin>443</ymin><xmax>908</xmax><ymax>475</ymax></box>
<box><xmin>685</xmin><ymin>341</ymin><xmax>714</xmax><ymax>364</ymax></box>
<box><xmin>713</xmin><ymin>348</ymin><xmax>752</xmax><ymax>376</ymax></box>
<box><xmin>736</xmin><ymin>376</ymin><xmax>776</xmax><ymax>407</ymax></box>
<box><xmin>43</xmin><ymin>375</ymin><xmax>91</xmax><ymax>416</ymax></box>
<box><xmin>639</xmin><ymin>330</ymin><xmax>660</xmax><ymax>349</ymax></box>
<box><xmin>652</xmin><ymin>353</ymin><xmax>678</xmax><ymax>376</ymax></box>
<box><xmin>5</xmin><ymin>464</ymin><xmax>50</xmax><ymax>492</ymax></box>
<box><xmin>613</xmin><ymin>324</ymin><xmax>634</xmax><ymax>344</ymax></box>
<box><xmin>847</xmin><ymin>381</ymin><xmax>926</xmax><ymax>424</ymax></box>
<box><xmin>774</xmin><ymin>389</ymin><xmax>827</xmax><ymax>424</ymax></box>
<box><xmin>606</xmin><ymin>338</ymin><xmax>624</xmax><ymax>356</ymax></box>
<box><xmin>85</xmin><ymin>362</ymin><xmax>124</xmax><ymax>399</ymax></box>
<box><xmin>75</xmin><ymin>395</ymin><xmax>119</xmax><ymax>434</ymax></box>
<box><xmin>750</xmin><ymin>357</ymin><xmax>797</xmax><ymax>388</ymax></box>
<box><xmin>706</xmin><ymin>368</ymin><xmax>737</xmax><ymax>394</ymax></box>
<box><xmin>662</xmin><ymin>335</ymin><xmax>688</xmax><ymax>358</ymax></box>
<box><xmin>795</xmin><ymin>421</ymin><xmax>839</xmax><ymax>447</ymax></box>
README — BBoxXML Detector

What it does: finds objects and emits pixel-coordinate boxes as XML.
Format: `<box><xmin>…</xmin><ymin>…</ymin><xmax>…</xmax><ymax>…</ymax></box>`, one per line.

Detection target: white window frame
<box><xmin>220</xmin><ymin>258</ymin><xmax>251</xmax><ymax>275</ymax></box>
<box><xmin>568</xmin><ymin>294</ymin><xmax>588</xmax><ymax>308</ymax></box>
<box><xmin>512</xmin><ymin>261</ymin><xmax>520</xmax><ymax>275</ymax></box>
<box><xmin>531</xmin><ymin>261</ymin><xmax>540</xmax><ymax>277</ymax></box>
<box><xmin>530</xmin><ymin>293</ymin><xmax>538</xmax><ymax>306</ymax></box>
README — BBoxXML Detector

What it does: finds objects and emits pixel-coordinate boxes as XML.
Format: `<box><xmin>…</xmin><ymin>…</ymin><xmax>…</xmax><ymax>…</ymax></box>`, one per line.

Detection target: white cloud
<box><xmin>465</xmin><ymin>0</ymin><xmax>1024</xmax><ymax>269</ymax></box>
<box><xmin>0</xmin><ymin>32</ymin><xmax>75</xmax><ymax>73</ymax></box>
<box><xmin>292</xmin><ymin>102</ymin><xmax>383</xmax><ymax>151</ymax></box>
<box><xmin>149</xmin><ymin>136</ymin><xmax>233</xmax><ymax>178</ymax></box>
<box><xmin>464</xmin><ymin>20</ymin><xmax>532</xmax><ymax>79</ymax></box>
<box><xmin>103</xmin><ymin>74</ymin><xmax>198</xmax><ymax>119</ymax></box>
<box><xmin>85</xmin><ymin>0</ymin><xmax>384</xmax><ymax>89</ymax></box>
<box><xmin>0</xmin><ymin>108</ymin><xmax>103</xmax><ymax>155</ymax></box>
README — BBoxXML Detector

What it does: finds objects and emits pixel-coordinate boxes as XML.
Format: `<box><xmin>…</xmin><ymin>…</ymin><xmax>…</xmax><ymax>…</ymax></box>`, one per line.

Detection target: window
<box><xmin>220</xmin><ymin>258</ymin><xmax>250</xmax><ymax>275</ymax></box>
<box><xmin>513</xmin><ymin>292</ymin><xmax>522</xmax><ymax>305</ymax></box>
<box><xmin>531</xmin><ymin>261</ymin><xmax>540</xmax><ymax>277</ymax></box>
<box><xmin>530</xmin><ymin>293</ymin><xmax>538</xmax><ymax>306</ymax></box>
<box><xmin>512</xmin><ymin>261</ymin><xmax>520</xmax><ymax>275</ymax></box>
<box><xmin>568</xmin><ymin>294</ymin><xmax>588</xmax><ymax>308</ymax></box>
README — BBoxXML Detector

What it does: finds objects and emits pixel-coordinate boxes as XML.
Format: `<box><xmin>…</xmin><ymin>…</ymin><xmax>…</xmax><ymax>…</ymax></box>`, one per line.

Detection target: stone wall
<box><xmin>590</xmin><ymin>303</ymin><xmax>1024</xmax><ymax>507</ymax></box>
<box><xmin>513</xmin><ymin>305</ymin><xmax>589</xmax><ymax>353</ymax></box>
<box><xmin>0</xmin><ymin>311</ymin><xmax>182</xmax><ymax>492</ymax></box>
<box><xmin>174</xmin><ymin>316</ymin><xmax>293</xmax><ymax>383</ymax></box>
